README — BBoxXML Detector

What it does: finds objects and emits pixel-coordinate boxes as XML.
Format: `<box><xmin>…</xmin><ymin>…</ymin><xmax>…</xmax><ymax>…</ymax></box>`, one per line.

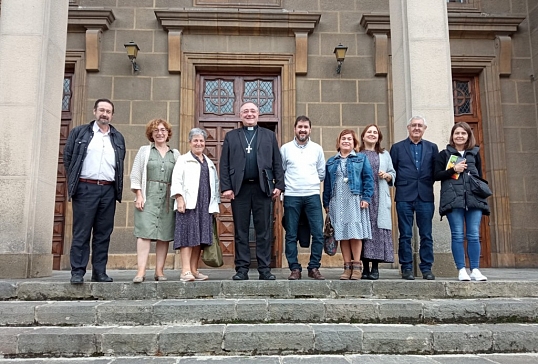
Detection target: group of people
<box><xmin>64</xmin><ymin>98</ymin><xmax>490</xmax><ymax>284</ymax></box>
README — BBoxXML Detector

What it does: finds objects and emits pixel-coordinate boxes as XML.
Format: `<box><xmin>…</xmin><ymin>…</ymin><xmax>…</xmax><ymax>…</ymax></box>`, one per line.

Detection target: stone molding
<box><xmin>360</xmin><ymin>13</ymin><xmax>525</xmax><ymax>76</ymax></box>
<box><xmin>67</xmin><ymin>8</ymin><xmax>115</xmax><ymax>72</ymax></box>
<box><xmin>154</xmin><ymin>8</ymin><xmax>320</xmax><ymax>74</ymax></box>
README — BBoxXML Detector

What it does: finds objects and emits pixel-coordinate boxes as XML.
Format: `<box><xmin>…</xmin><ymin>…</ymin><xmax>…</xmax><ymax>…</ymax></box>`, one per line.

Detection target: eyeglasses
<box><xmin>408</xmin><ymin>123</ymin><xmax>425</xmax><ymax>129</ymax></box>
<box><xmin>153</xmin><ymin>128</ymin><xmax>168</xmax><ymax>133</ymax></box>
<box><xmin>241</xmin><ymin>109</ymin><xmax>258</xmax><ymax>115</ymax></box>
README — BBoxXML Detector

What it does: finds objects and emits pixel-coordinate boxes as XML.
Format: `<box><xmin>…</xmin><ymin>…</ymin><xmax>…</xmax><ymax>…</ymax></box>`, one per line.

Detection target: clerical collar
<box><xmin>293</xmin><ymin>138</ymin><xmax>309</xmax><ymax>149</ymax></box>
<box><xmin>243</xmin><ymin>125</ymin><xmax>258</xmax><ymax>132</ymax></box>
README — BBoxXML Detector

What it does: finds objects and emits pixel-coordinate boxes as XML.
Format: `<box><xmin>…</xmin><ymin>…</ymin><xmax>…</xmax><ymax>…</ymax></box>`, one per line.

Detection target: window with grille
<box><xmin>452</xmin><ymin>80</ymin><xmax>473</xmax><ymax>116</ymax></box>
<box><xmin>199</xmin><ymin>76</ymin><xmax>277</xmax><ymax>119</ymax></box>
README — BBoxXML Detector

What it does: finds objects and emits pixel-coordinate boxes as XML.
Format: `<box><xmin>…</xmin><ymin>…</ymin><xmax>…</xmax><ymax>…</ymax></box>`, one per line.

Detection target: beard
<box><xmin>297</xmin><ymin>133</ymin><xmax>308</xmax><ymax>142</ymax></box>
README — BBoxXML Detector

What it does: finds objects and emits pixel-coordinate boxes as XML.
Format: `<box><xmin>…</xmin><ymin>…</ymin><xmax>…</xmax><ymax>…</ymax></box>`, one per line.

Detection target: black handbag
<box><xmin>323</xmin><ymin>215</ymin><xmax>338</xmax><ymax>256</ymax></box>
<box><xmin>467</xmin><ymin>173</ymin><xmax>492</xmax><ymax>198</ymax></box>
<box><xmin>263</xmin><ymin>168</ymin><xmax>275</xmax><ymax>197</ymax></box>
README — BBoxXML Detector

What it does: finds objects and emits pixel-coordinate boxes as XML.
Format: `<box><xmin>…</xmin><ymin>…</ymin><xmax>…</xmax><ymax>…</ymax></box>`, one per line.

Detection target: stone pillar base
<box><xmin>413</xmin><ymin>252</ymin><xmax>456</xmax><ymax>278</ymax></box>
<box><xmin>0</xmin><ymin>254</ymin><xmax>52</xmax><ymax>278</ymax></box>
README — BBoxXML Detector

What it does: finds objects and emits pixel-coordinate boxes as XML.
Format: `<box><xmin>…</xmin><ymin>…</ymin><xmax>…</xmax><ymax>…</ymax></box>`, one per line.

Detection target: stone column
<box><xmin>0</xmin><ymin>0</ymin><xmax>69</xmax><ymax>278</ymax></box>
<box><xmin>389</xmin><ymin>0</ymin><xmax>455</xmax><ymax>277</ymax></box>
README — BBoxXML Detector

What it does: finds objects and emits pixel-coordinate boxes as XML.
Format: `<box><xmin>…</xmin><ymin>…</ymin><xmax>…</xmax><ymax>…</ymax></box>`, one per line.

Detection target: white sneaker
<box><xmin>470</xmin><ymin>269</ymin><xmax>487</xmax><ymax>281</ymax></box>
<box><xmin>458</xmin><ymin>268</ymin><xmax>471</xmax><ymax>281</ymax></box>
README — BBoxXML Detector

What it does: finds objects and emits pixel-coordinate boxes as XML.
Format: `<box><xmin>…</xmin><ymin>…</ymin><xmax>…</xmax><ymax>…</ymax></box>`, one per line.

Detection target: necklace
<box><xmin>244</xmin><ymin>129</ymin><xmax>258</xmax><ymax>154</ymax></box>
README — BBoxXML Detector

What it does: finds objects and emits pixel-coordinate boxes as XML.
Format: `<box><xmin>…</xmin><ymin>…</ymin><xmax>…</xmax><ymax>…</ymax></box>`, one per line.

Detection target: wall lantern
<box><xmin>124</xmin><ymin>41</ymin><xmax>140</xmax><ymax>72</ymax></box>
<box><xmin>333</xmin><ymin>43</ymin><xmax>348</xmax><ymax>74</ymax></box>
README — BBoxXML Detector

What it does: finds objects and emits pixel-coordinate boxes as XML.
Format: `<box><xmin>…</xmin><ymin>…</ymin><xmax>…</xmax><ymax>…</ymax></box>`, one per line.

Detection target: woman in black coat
<box><xmin>434</xmin><ymin>122</ymin><xmax>490</xmax><ymax>282</ymax></box>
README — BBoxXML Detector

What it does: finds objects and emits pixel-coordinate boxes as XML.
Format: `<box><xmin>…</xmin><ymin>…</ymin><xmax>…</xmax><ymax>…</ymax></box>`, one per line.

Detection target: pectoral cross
<box><xmin>246</xmin><ymin>145</ymin><xmax>252</xmax><ymax>153</ymax></box>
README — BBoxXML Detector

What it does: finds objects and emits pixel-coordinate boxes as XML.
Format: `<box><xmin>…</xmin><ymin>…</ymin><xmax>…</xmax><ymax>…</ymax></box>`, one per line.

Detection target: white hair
<box><xmin>407</xmin><ymin>115</ymin><xmax>427</xmax><ymax>126</ymax></box>
<box><xmin>188</xmin><ymin>127</ymin><xmax>207</xmax><ymax>141</ymax></box>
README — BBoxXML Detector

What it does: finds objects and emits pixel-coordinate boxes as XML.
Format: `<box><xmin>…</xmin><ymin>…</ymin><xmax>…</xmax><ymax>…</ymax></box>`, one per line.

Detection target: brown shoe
<box><xmin>307</xmin><ymin>268</ymin><xmax>325</xmax><ymax>280</ymax></box>
<box><xmin>288</xmin><ymin>269</ymin><xmax>302</xmax><ymax>280</ymax></box>
<box><xmin>340</xmin><ymin>264</ymin><xmax>352</xmax><ymax>280</ymax></box>
<box><xmin>350</xmin><ymin>262</ymin><xmax>363</xmax><ymax>280</ymax></box>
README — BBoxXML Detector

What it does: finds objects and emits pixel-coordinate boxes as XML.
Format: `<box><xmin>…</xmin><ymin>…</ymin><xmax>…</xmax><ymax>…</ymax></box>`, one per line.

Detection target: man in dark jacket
<box><xmin>390</xmin><ymin>116</ymin><xmax>438</xmax><ymax>280</ymax></box>
<box><xmin>219</xmin><ymin>102</ymin><xmax>285</xmax><ymax>281</ymax></box>
<box><xmin>64</xmin><ymin>98</ymin><xmax>125</xmax><ymax>284</ymax></box>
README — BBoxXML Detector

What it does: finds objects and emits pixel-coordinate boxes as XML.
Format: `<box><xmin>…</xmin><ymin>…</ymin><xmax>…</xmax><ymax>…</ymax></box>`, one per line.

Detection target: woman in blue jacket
<box><xmin>323</xmin><ymin>129</ymin><xmax>375</xmax><ymax>280</ymax></box>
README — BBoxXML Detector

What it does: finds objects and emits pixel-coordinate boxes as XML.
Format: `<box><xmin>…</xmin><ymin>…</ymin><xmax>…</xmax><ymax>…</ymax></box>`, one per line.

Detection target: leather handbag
<box><xmin>323</xmin><ymin>214</ymin><xmax>338</xmax><ymax>256</ymax></box>
<box><xmin>468</xmin><ymin>173</ymin><xmax>492</xmax><ymax>198</ymax></box>
<box><xmin>263</xmin><ymin>168</ymin><xmax>275</xmax><ymax>197</ymax></box>
<box><xmin>202</xmin><ymin>216</ymin><xmax>224</xmax><ymax>267</ymax></box>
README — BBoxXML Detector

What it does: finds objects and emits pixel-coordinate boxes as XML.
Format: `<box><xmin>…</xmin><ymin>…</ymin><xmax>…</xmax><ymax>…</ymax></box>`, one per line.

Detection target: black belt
<box><xmin>244</xmin><ymin>179</ymin><xmax>259</xmax><ymax>183</ymax></box>
<box><xmin>79</xmin><ymin>178</ymin><xmax>114</xmax><ymax>185</ymax></box>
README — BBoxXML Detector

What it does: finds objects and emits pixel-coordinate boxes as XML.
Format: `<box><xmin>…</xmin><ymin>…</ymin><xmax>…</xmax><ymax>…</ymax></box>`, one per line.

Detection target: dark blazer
<box><xmin>390</xmin><ymin>137</ymin><xmax>438</xmax><ymax>202</ymax></box>
<box><xmin>219</xmin><ymin>126</ymin><xmax>285</xmax><ymax>196</ymax></box>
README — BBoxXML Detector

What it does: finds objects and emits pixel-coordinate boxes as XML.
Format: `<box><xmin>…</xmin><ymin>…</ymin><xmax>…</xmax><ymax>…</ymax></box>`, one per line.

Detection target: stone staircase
<box><xmin>1</xmin><ymin>269</ymin><xmax>538</xmax><ymax>359</ymax></box>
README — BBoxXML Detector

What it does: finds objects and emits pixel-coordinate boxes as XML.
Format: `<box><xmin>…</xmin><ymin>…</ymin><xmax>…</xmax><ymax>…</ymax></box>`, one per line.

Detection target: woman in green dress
<box><xmin>130</xmin><ymin>119</ymin><xmax>180</xmax><ymax>282</ymax></box>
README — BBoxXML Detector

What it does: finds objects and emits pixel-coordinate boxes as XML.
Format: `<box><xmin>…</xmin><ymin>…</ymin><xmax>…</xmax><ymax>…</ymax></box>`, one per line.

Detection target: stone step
<box><xmin>1</xmin><ymin>298</ymin><xmax>538</xmax><ymax>327</ymax></box>
<box><xmin>1</xmin><ymin>323</ymin><xmax>538</xmax><ymax>358</ymax></box>
<box><xmin>2</xmin><ymin>279</ymin><xmax>538</xmax><ymax>301</ymax></box>
<box><xmin>2</xmin><ymin>354</ymin><xmax>538</xmax><ymax>363</ymax></box>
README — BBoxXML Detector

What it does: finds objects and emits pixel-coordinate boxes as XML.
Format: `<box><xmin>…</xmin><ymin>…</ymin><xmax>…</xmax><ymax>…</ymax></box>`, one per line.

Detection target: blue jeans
<box><xmin>396</xmin><ymin>200</ymin><xmax>434</xmax><ymax>272</ymax></box>
<box><xmin>446</xmin><ymin>208</ymin><xmax>483</xmax><ymax>270</ymax></box>
<box><xmin>283</xmin><ymin>195</ymin><xmax>324</xmax><ymax>271</ymax></box>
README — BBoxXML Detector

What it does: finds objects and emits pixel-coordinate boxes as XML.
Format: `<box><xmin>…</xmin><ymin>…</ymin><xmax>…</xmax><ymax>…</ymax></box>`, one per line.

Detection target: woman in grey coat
<box><xmin>359</xmin><ymin>125</ymin><xmax>396</xmax><ymax>280</ymax></box>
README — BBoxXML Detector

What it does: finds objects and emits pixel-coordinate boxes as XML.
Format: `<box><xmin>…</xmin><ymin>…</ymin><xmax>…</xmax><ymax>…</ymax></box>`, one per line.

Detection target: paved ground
<box><xmin>1</xmin><ymin>354</ymin><xmax>538</xmax><ymax>363</ymax></box>
<box><xmin>2</xmin><ymin>268</ymin><xmax>538</xmax><ymax>283</ymax></box>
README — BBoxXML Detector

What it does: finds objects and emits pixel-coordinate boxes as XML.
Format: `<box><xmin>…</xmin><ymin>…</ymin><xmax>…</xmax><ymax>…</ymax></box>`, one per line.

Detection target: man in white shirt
<box><xmin>280</xmin><ymin>116</ymin><xmax>326</xmax><ymax>280</ymax></box>
<box><xmin>64</xmin><ymin>99</ymin><xmax>126</xmax><ymax>284</ymax></box>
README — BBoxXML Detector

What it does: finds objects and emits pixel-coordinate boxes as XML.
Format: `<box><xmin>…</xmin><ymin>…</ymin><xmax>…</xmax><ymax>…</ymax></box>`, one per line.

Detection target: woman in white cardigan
<box><xmin>359</xmin><ymin>124</ymin><xmax>396</xmax><ymax>280</ymax></box>
<box><xmin>171</xmin><ymin>128</ymin><xmax>220</xmax><ymax>282</ymax></box>
<box><xmin>130</xmin><ymin>119</ymin><xmax>180</xmax><ymax>283</ymax></box>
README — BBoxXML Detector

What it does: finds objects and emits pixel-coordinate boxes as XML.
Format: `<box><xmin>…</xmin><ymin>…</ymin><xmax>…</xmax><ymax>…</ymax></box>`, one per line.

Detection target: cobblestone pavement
<box><xmin>1</xmin><ymin>354</ymin><xmax>538</xmax><ymax>363</ymax></box>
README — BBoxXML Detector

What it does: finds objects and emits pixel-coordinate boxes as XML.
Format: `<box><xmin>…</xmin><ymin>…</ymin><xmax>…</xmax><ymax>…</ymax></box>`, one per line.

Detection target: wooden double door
<box><xmin>197</xmin><ymin>74</ymin><xmax>283</xmax><ymax>269</ymax></box>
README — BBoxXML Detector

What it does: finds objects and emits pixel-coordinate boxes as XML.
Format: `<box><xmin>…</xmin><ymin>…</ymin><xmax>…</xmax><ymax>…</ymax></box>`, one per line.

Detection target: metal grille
<box><xmin>243</xmin><ymin>80</ymin><xmax>274</xmax><ymax>114</ymax></box>
<box><xmin>62</xmin><ymin>77</ymin><xmax>72</xmax><ymax>112</ymax></box>
<box><xmin>453</xmin><ymin>80</ymin><xmax>472</xmax><ymax>115</ymax></box>
<box><xmin>203</xmin><ymin>79</ymin><xmax>235</xmax><ymax>114</ymax></box>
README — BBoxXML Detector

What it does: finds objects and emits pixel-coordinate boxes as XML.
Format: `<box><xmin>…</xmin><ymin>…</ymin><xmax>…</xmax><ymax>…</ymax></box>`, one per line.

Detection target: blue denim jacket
<box><xmin>323</xmin><ymin>151</ymin><xmax>375</xmax><ymax>207</ymax></box>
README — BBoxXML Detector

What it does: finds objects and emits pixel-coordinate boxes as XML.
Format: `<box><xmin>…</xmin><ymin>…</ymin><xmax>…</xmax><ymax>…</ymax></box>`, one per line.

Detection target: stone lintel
<box><xmin>68</xmin><ymin>8</ymin><xmax>116</xmax><ymax>72</ymax></box>
<box><xmin>155</xmin><ymin>9</ymin><xmax>320</xmax><ymax>74</ymax></box>
<box><xmin>360</xmin><ymin>13</ymin><xmax>524</xmax><ymax>77</ymax></box>
<box><xmin>448</xmin><ymin>13</ymin><xmax>525</xmax><ymax>38</ymax></box>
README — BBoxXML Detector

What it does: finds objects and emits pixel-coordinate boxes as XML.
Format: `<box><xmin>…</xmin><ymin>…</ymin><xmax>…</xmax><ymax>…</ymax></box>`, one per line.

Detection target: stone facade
<box><xmin>1</xmin><ymin>0</ymin><xmax>537</xmax><ymax>277</ymax></box>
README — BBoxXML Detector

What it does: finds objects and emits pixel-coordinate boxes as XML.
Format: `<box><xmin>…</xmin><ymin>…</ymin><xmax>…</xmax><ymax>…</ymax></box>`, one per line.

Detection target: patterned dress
<box><xmin>173</xmin><ymin>154</ymin><xmax>213</xmax><ymax>249</ymax></box>
<box><xmin>328</xmin><ymin>157</ymin><xmax>372</xmax><ymax>241</ymax></box>
<box><xmin>133</xmin><ymin>148</ymin><xmax>176</xmax><ymax>241</ymax></box>
<box><xmin>361</xmin><ymin>150</ymin><xmax>394</xmax><ymax>262</ymax></box>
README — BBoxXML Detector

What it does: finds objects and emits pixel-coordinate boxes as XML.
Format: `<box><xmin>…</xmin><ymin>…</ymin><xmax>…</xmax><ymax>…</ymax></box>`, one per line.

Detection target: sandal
<box><xmin>180</xmin><ymin>271</ymin><xmax>195</xmax><ymax>282</ymax></box>
<box><xmin>192</xmin><ymin>271</ymin><xmax>208</xmax><ymax>281</ymax></box>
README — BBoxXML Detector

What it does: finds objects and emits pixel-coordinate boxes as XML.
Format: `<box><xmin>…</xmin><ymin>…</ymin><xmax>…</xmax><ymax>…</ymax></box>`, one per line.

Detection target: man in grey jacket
<box><xmin>64</xmin><ymin>98</ymin><xmax>125</xmax><ymax>284</ymax></box>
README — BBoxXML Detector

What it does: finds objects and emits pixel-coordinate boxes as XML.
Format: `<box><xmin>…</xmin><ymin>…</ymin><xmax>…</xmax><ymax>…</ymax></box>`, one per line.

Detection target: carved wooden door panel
<box><xmin>52</xmin><ymin>71</ymin><xmax>74</xmax><ymax>269</ymax></box>
<box><xmin>197</xmin><ymin>74</ymin><xmax>282</xmax><ymax>269</ymax></box>
<box><xmin>452</xmin><ymin>75</ymin><xmax>491</xmax><ymax>267</ymax></box>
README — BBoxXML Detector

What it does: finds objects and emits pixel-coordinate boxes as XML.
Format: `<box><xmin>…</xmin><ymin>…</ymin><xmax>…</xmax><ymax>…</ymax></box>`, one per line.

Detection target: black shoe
<box><xmin>232</xmin><ymin>271</ymin><xmax>249</xmax><ymax>281</ymax></box>
<box><xmin>368</xmin><ymin>267</ymin><xmax>379</xmax><ymax>280</ymax></box>
<box><xmin>401</xmin><ymin>270</ymin><xmax>415</xmax><ymax>280</ymax></box>
<box><xmin>259</xmin><ymin>272</ymin><xmax>276</xmax><ymax>280</ymax></box>
<box><xmin>70</xmin><ymin>274</ymin><xmax>84</xmax><ymax>284</ymax></box>
<box><xmin>361</xmin><ymin>265</ymin><xmax>370</xmax><ymax>280</ymax></box>
<box><xmin>91</xmin><ymin>273</ymin><xmax>113</xmax><ymax>282</ymax></box>
<box><xmin>422</xmin><ymin>271</ymin><xmax>436</xmax><ymax>280</ymax></box>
